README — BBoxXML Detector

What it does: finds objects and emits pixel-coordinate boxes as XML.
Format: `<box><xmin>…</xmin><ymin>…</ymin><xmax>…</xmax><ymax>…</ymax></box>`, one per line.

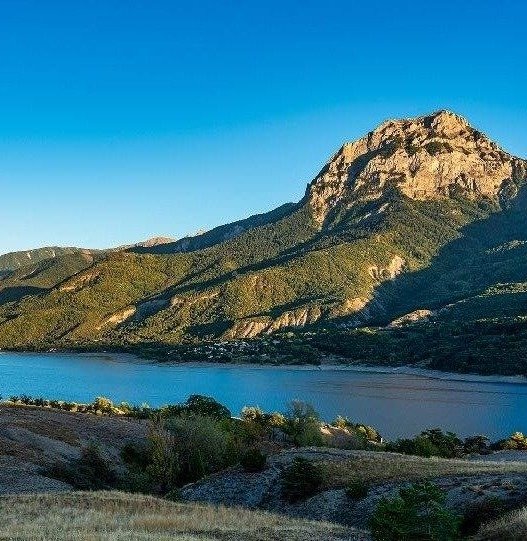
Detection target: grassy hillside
<box><xmin>0</xmin><ymin>491</ymin><xmax>362</xmax><ymax>541</ymax></box>
<box><xmin>474</xmin><ymin>506</ymin><xmax>527</xmax><ymax>540</ymax></box>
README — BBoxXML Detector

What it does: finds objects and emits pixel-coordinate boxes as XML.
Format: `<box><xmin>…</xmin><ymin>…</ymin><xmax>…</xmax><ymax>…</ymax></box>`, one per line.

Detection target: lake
<box><xmin>0</xmin><ymin>352</ymin><xmax>525</xmax><ymax>439</ymax></box>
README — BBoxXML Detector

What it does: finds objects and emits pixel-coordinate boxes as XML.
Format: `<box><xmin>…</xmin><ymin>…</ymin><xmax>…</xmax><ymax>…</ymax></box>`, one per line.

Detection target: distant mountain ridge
<box><xmin>0</xmin><ymin>247</ymin><xmax>96</xmax><ymax>272</ymax></box>
<box><xmin>0</xmin><ymin>110</ymin><xmax>526</xmax><ymax>374</ymax></box>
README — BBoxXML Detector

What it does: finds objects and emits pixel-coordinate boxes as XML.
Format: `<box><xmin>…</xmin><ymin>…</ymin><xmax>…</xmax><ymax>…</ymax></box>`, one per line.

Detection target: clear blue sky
<box><xmin>1</xmin><ymin>0</ymin><xmax>526</xmax><ymax>253</ymax></box>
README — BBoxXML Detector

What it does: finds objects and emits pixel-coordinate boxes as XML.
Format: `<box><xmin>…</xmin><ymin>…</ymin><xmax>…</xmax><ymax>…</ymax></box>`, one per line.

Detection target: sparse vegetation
<box><xmin>386</xmin><ymin>429</ymin><xmax>464</xmax><ymax>458</ymax></box>
<box><xmin>473</xmin><ymin>505</ymin><xmax>527</xmax><ymax>540</ymax></box>
<box><xmin>47</xmin><ymin>443</ymin><xmax>117</xmax><ymax>490</ymax></box>
<box><xmin>319</xmin><ymin>454</ymin><xmax>527</xmax><ymax>490</ymax></box>
<box><xmin>1</xmin><ymin>394</ymin><xmax>527</xmax><ymax>540</ymax></box>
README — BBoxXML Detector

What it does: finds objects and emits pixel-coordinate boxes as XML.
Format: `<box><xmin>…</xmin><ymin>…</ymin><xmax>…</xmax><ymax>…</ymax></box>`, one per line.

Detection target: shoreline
<box><xmin>1</xmin><ymin>349</ymin><xmax>526</xmax><ymax>385</ymax></box>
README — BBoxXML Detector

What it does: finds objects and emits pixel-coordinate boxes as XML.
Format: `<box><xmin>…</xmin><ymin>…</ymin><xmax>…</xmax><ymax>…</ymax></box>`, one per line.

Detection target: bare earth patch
<box><xmin>0</xmin><ymin>404</ymin><xmax>148</xmax><ymax>494</ymax></box>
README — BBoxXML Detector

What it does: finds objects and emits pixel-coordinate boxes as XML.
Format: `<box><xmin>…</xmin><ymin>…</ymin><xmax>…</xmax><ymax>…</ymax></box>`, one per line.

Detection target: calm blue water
<box><xmin>0</xmin><ymin>352</ymin><xmax>525</xmax><ymax>439</ymax></box>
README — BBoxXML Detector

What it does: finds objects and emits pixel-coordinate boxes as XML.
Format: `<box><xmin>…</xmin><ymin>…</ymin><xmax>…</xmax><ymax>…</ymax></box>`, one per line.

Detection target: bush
<box><xmin>166</xmin><ymin>414</ymin><xmax>237</xmax><ymax>484</ymax></box>
<box><xmin>240</xmin><ymin>448</ymin><xmax>267</xmax><ymax>472</ymax></box>
<box><xmin>386</xmin><ymin>436</ymin><xmax>438</xmax><ymax>457</ymax></box>
<box><xmin>386</xmin><ymin>429</ymin><xmax>463</xmax><ymax>458</ymax></box>
<box><xmin>183</xmin><ymin>395</ymin><xmax>231</xmax><ymax>419</ymax></box>
<box><xmin>146</xmin><ymin>426</ymin><xmax>180</xmax><ymax>493</ymax></box>
<box><xmin>495</xmin><ymin>432</ymin><xmax>527</xmax><ymax>450</ymax></box>
<box><xmin>47</xmin><ymin>443</ymin><xmax>117</xmax><ymax>490</ymax></box>
<box><xmin>370</xmin><ymin>482</ymin><xmax>461</xmax><ymax>540</ymax></box>
<box><xmin>281</xmin><ymin>457</ymin><xmax>323</xmax><ymax>502</ymax></box>
<box><xmin>345</xmin><ymin>479</ymin><xmax>369</xmax><ymax>500</ymax></box>
<box><xmin>241</xmin><ymin>406</ymin><xmax>267</xmax><ymax>425</ymax></box>
<box><xmin>121</xmin><ymin>441</ymin><xmax>151</xmax><ymax>469</ymax></box>
<box><xmin>282</xmin><ymin>401</ymin><xmax>324</xmax><ymax>447</ymax></box>
<box><xmin>463</xmin><ymin>435</ymin><xmax>490</xmax><ymax>455</ymax></box>
<box><xmin>92</xmin><ymin>396</ymin><xmax>115</xmax><ymax>414</ymax></box>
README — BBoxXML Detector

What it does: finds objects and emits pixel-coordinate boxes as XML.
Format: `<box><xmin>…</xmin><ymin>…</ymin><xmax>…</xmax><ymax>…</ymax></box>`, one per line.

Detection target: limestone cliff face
<box><xmin>305</xmin><ymin>110</ymin><xmax>527</xmax><ymax>224</ymax></box>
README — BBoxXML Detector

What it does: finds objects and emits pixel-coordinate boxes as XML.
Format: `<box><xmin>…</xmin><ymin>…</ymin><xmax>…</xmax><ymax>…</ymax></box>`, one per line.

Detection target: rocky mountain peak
<box><xmin>305</xmin><ymin>111</ymin><xmax>527</xmax><ymax>224</ymax></box>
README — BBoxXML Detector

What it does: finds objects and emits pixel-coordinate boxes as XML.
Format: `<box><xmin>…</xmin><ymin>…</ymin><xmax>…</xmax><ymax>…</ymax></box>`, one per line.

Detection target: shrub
<box><xmin>241</xmin><ymin>406</ymin><xmax>267</xmax><ymax>424</ymax></box>
<box><xmin>355</xmin><ymin>424</ymin><xmax>382</xmax><ymax>443</ymax></box>
<box><xmin>146</xmin><ymin>426</ymin><xmax>179</xmax><ymax>493</ymax></box>
<box><xmin>183</xmin><ymin>395</ymin><xmax>231</xmax><ymax>419</ymax></box>
<box><xmin>386</xmin><ymin>436</ymin><xmax>437</xmax><ymax>457</ymax></box>
<box><xmin>165</xmin><ymin>414</ymin><xmax>236</xmax><ymax>484</ymax></box>
<box><xmin>240</xmin><ymin>448</ymin><xmax>267</xmax><ymax>472</ymax></box>
<box><xmin>463</xmin><ymin>435</ymin><xmax>490</xmax><ymax>455</ymax></box>
<box><xmin>92</xmin><ymin>396</ymin><xmax>115</xmax><ymax>414</ymax></box>
<box><xmin>386</xmin><ymin>429</ymin><xmax>463</xmax><ymax>458</ymax></box>
<box><xmin>47</xmin><ymin>443</ymin><xmax>117</xmax><ymax>490</ymax></box>
<box><xmin>495</xmin><ymin>432</ymin><xmax>527</xmax><ymax>450</ymax></box>
<box><xmin>332</xmin><ymin>415</ymin><xmax>348</xmax><ymax>429</ymax></box>
<box><xmin>425</xmin><ymin>141</ymin><xmax>453</xmax><ymax>155</ymax></box>
<box><xmin>121</xmin><ymin>442</ymin><xmax>151</xmax><ymax>469</ymax></box>
<box><xmin>370</xmin><ymin>482</ymin><xmax>461</xmax><ymax>541</ymax></box>
<box><xmin>421</xmin><ymin>429</ymin><xmax>463</xmax><ymax>458</ymax></box>
<box><xmin>282</xmin><ymin>401</ymin><xmax>324</xmax><ymax>447</ymax></box>
<box><xmin>240</xmin><ymin>406</ymin><xmax>269</xmax><ymax>442</ymax></box>
<box><xmin>281</xmin><ymin>457</ymin><xmax>323</xmax><ymax>502</ymax></box>
<box><xmin>331</xmin><ymin>416</ymin><xmax>382</xmax><ymax>444</ymax></box>
<box><xmin>345</xmin><ymin>479</ymin><xmax>369</xmax><ymax>500</ymax></box>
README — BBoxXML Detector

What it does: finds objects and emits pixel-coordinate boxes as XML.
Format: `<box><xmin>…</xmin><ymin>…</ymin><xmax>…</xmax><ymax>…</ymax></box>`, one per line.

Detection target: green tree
<box><xmin>282</xmin><ymin>400</ymin><xmax>324</xmax><ymax>446</ymax></box>
<box><xmin>370</xmin><ymin>482</ymin><xmax>461</xmax><ymax>541</ymax></box>
<box><xmin>184</xmin><ymin>395</ymin><xmax>231</xmax><ymax>419</ymax></box>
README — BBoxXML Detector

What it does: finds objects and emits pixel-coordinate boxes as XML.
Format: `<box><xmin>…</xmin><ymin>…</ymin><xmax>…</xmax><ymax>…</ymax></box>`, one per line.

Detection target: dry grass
<box><xmin>472</xmin><ymin>506</ymin><xmax>527</xmax><ymax>540</ymax></box>
<box><xmin>320</xmin><ymin>452</ymin><xmax>527</xmax><ymax>489</ymax></box>
<box><xmin>0</xmin><ymin>491</ymin><xmax>367</xmax><ymax>540</ymax></box>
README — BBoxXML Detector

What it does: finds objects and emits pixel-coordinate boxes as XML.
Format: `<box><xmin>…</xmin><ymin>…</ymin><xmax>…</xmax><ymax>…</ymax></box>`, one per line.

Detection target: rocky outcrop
<box><xmin>59</xmin><ymin>269</ymin><xmax>100</xmax><ymax>292</ymax></box>
<box><xmin>226</xmin><ymin>305</ymin><xmax>323</xmax><ymax>338</ymax></box>
<box><xmin>389</xmin><ymin>309</ymin><xmax>434</xmax><ymax>327</ymax></box>
<box><xmin>368</xmin><ymin>255</ymin><xmax>406</xmax><ymax>281</ymax></box>
<box><xmin>97</xmin><ymin>306</ymin><xmax>136</xmax><ymax>329</ymax></box>
<box><xmin>305</xmin><ymin>110</ymin><xmax>527</xmax><ymax>224</ymax></box>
